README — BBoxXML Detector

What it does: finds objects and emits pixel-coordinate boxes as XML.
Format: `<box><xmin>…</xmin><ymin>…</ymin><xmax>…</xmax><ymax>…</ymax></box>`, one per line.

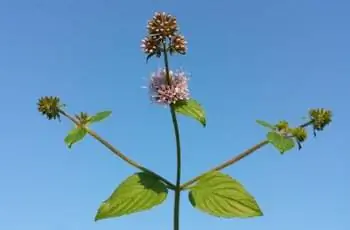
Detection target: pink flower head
<box><xmin>149</xmin><ymin>69</ymin><xmax>190</xmax><ymax>105</ymax></box>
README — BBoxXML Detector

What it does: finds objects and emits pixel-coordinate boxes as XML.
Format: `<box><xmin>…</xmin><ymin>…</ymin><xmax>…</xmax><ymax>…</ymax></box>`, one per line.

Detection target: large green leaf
<box><xmin>95</xmin><ymin>172</ymin><xmax>168</xmax><ymax>221</ymax></box>
<box><xmin>64</xmin><ymin>127</ymin><xmax>87</xmax><ymax>148</ymax></box>
<box><xmin>188</xmin><ymin>171</ymin><xmax>263</xmax><ymax>218</ymax></box>
<box><xmin>173</xmin><ymin>99</ymin><xmax>206</xmax><ymax>127</ymax></box>
<box><xmin>256</xmin><ymin>120</ymin><xmax>275</xmax><ymax>130</ymax></box>
<box><xmin>89</xmin><ymin>111</ymin><xmax>112</xmax><ymax>124</ymax></box>
<box><xmin>267</xmin><ymin>131</ymin><xmax>295</xmax><ymax>154</ymax></box>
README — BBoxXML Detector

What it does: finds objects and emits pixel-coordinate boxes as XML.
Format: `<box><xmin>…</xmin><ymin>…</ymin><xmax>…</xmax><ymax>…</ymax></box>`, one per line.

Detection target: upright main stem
<box><xmin>163</xmin><ymin>42</ymin><xmax>182</xmax><ymax>230</ymax></box>
<box><xmin>170</xmin><ymin>108</ymin><xmax>181</xmax><ymax>230</ymax></box>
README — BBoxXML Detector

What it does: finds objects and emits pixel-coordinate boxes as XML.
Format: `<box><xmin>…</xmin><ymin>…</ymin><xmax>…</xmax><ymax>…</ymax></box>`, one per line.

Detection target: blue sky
<box><xmin>0</xmin><ymin>0</ymin><xmax>349</xmax><ymax>229</ymax></box>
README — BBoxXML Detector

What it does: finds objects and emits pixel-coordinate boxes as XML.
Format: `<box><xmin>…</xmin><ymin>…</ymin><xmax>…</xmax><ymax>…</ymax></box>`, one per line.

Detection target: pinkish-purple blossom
<box><xmin>149</xmin><ymin>69</ymin><xmax>190</xmax><ymax>105</ymax></box>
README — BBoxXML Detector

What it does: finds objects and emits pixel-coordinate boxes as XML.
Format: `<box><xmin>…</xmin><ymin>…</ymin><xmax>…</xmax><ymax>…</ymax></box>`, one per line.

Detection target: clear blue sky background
<box><xmin>0</xmin><ymin>0</ymin><xmax>349</xmax><ymax>229</ymax></box>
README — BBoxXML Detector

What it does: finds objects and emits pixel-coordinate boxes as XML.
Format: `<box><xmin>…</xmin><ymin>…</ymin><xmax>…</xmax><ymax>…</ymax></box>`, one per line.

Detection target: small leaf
<box><xmin>64</xmin><ymin>127</ymin><xmax>87</xmax><ymax>148</ymax></box>
<box><xmin>188</xmin><ymin>171</ymin><xmax>263</xmax><ymax>218</ymax></box>
<box><xmin>267</xmin><ymin>132</ymin><xmax>295</xmax><ymax>154</ymax></box>
<box><xmin>146</xmin><ymin>52</ymin><xmax>155</xmax><ymax>63</ymax></box>
<box><xmin>256</xmin><ymin>120</ymin><xmax>275</xmax><ymax>129</ymax></box>
<box><xmin>89</xmin><ymin>111</ymin><xmax>112</xmax><ymax>124</ymax></box>
<box><xmin>174</xmin><ymin>99</ymin><xmax>206</xmax><ymax>127</ymax></box>
<box><xmin>95</xmin><ymin>172</ymin><xmax>168</xmax><ymax>221</ymax></box>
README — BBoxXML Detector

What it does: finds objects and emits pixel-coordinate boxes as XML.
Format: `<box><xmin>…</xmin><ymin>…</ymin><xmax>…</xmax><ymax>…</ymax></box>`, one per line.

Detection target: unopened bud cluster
<box><xmin>37</xmin><ymin>96</ymin><xmax>62</xmax><ymax>120</ymax></box>
<box><xmin>147</xmin><ymin>12</ymin><xmax>178</xmax><ymax>40</ymax></box>
<box><xmin>169</xmin><ymin>35</ymin><xmax>187</xmax><ymax>55</ymax></box>
<box><xmin>291</xmin><ymin>127</ymin><xmax>308</xmax><ymax>142</ymax></box>
<box><xmin>309</xmin><ymin>108</ymin><xmax>332</xmax><ymax>131</ymax></box>
<box><xmin>275</xmin><ymin>120</ymin><xmax>308</xmax><ymax>144</ymax></box>
<box><xmin>273</xmin><ymin>108</ymin><xmax>333</xmax><ymax>148</ymax></box>
<box><xmin>275</xmin><ymin>120</ymin><xmax>289</xmax><ymax>135</ymax></box>
<box><xmin>141</xmin><ymin>12</ymin><xmax>188</xmax><ymax>58</ymax></box>
<box><xmin>75</xmin><ymin>112</ymin><xmax>90</xmax><ymax>126</ymax></box>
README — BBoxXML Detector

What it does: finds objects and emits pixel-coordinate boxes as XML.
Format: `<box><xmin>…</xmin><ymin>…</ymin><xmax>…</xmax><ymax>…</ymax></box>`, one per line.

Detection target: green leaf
<box><xmin>95</xmin><ymin>172</ymin><xmax>168</xmax><ymax>221</ymax></box>
<box><xmin>256</xmin><ymin>120</ymin><xmax>275</xmax><ymax>129</ymax></box>
<box><xmin>64</xmin><ymin>127</ymin><xmax>87</xmax><ymax>148</ymax></box>
<box><xmin>89</xmin><ymin>111</ymin><xmax>112</xmax><ymax>124</ymax></box>
<box><xmin>267</xmin><ymin>132</ymin><xmax>295</xmax><ymax>154</ymax></box>
<box><xmin>174</xmin><ymin>99</ymin><xmax>206</xmax><ymax>127</ymax></box>
<box><xmin>188</xmin><ymin>171</ymin><xmax>263</xmax><ymax>218</ymax></box>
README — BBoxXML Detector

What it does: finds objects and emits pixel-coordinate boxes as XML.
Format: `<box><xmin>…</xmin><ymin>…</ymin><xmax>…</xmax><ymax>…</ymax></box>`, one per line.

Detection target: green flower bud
<box><xmin>75</xmin><ymin>112</ymin><xmax>91</xmax><ymax>126</ymax></box>
<box><xmin>309</xmin><ymin>108</ymin><xmax>332</xmax><ymax>131</ymax></box>
<box><xmin>37</xmin><ymin>96</ymin><xmax>62</xmax><ymax>120</ymax></box>
<box><xmin>291</xmin><ymin>127</ymin><xmax>308</xmax><ymax>142</ymax></box>
<box><xmin>275</xmin><ymin>120</ymin><xmax>290</xmax><ymax>134</ymax></box>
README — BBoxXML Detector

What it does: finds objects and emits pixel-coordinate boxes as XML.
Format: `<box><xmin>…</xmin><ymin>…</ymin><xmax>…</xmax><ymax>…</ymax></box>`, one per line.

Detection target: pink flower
<box><xmin>149</xmin><ymin>69</ymin><xmax>190</xmax><ymax>105</ymax></box>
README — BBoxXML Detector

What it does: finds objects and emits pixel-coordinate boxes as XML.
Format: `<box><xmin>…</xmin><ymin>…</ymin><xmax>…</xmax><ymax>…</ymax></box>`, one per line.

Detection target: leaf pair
<box><xmin>95</xmin><ymin>171</ymin><xmax>263</xmax><ymax>221</ymax></box>
<box><xmin>64</xmin><ymin>111</ymin><xmax>112</xmax><ymax>148</ymax></box>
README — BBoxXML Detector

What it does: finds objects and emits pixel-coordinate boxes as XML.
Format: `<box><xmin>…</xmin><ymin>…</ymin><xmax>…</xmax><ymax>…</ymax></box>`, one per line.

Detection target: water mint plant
<box><xmin>37</xmin><ymin>12</ymin><xmax>333</xmax><ymax>230</ymax></box>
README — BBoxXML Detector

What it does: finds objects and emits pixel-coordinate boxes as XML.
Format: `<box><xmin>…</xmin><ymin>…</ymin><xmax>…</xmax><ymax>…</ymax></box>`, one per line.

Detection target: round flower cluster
<box><xmin>148</xmin><ymin>69</ymin><xmax>190</xmax><ymax>105</ymax></box>
<box><xmin>141</xmin><ymin>36</ymin><xmax>161</xmax><ymax>55</ymax></box>
<box><xmin>170</xmin><ymin>35</ymin><xmax>187</xmax><ymax>55</ymax></box>
<box><xmin>147</xmin><ymin>12</ymin><xmax>178</xmax><ymax>40</ymax></box>
<box><xmin>37</xmin><ymin>96</ymin><xmax>62</xmax><ymax>120</ymax></box>
<box><xmin>309</xmin><ymin>108</ymin><xmax>332</xmax><ymax>131</ymax></box>
<box><xmin>291</xmin><ymin>127</ymin><xmax>308</xmax><ymax>142</ymax></box>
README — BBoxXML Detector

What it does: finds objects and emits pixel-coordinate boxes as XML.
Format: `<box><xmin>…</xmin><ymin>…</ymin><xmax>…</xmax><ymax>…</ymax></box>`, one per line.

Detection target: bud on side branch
<box><xmin>37</xmin><ymin>96</ymin><xmax>62</xmax><ymax>121</ymax></box>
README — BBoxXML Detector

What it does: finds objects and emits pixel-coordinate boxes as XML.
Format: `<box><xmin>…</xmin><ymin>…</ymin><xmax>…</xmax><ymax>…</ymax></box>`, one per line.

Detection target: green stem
<box><xmin>180</xmin><ymin>120</ymin><xmax>314</xmax><ymax>190</ymax></box>
<box><xmin>180</xmin><ymin>140</ymin><xmax>269</xmax><ymax>190</ymax></box>
<box><xmin>163</xmin><ymin>42</ymin><xmax>182</xmax><ymax>230</ymax></box>
<box><xmin>59</xmin><ymin>109</ymin><xmax>176</xmax><ymax>190</ymax></box>
<box><xmin>170</xmin><ymin>107</ymin><xmax>181</xmax><ymax>230</ymax></box>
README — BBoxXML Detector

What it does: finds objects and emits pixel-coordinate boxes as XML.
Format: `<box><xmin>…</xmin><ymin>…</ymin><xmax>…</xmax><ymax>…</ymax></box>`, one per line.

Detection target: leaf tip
<box><xmin>94</xmin><ymin>206</ymin><xmax>107</xmax><ymax>222</ymax></box>
<box><xmin>94</xmin><ymin>213</ymin><xmax>101</xmax><ymax>222</ymax></box>
<box><xmin>253</xmin><ymin>205</ymin><xmax>264</xmax><ymax>217</ymax></box>
<box><xmin>201</xmin><ymin>118</ymin><xmax>207</xmax><ymax>127</ymax></box>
